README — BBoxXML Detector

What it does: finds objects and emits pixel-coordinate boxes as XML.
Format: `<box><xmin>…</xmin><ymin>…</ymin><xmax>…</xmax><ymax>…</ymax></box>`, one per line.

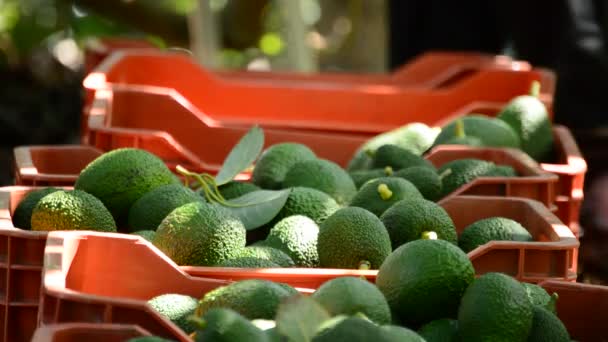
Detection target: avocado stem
<box><xmin>384</xmin><ymin>166</ymin><xmax>393</xmax><ymax>176</ymax></box>
<box><xmin>529</xmin><ymin>80</ymin><xmax>541</xmax><ymax>98</ymax></box>
<box><xmin>438</xmin><ymin>168</ymin><xmax>452</xmax><ymax>181</ymax></box>
<box><xmin>455</xmin><ymin>118</ymin><xmax>466</xmax><ymax>138</ymax></box>
<box><xmin>358</xmin><ymin>260</ymin><xmax>372</xmax><ymax>270</ymax></box>
<box><xmin>377</xmin><ymin>184</ymin><xmax>393</xmax><ymax>200</ymax></box>
<box><xmin>421</xmin><ymin>231</ymin><xmax>438</xmax><ymax>240</ymax></box>
<box><xmin>364</xmin><ymin>148</ymin><xmax>375</xmax><ymax>158</ymax></box>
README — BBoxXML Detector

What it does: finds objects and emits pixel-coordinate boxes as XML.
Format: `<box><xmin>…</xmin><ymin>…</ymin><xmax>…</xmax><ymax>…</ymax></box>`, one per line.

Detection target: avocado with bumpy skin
<box><xmin>317</xmin><ymin>207</ymin><xmax>392</xmax><ymax>269</ymax></box>
<box><xmin>265</xmin><ymin>215</ymin><xmax>319</xmax><ymax>267</ymax></box>
<box><xmin>283</xmin><ymin>158</ymin><xmax>357</xmax><ymax>205</ymax></box>
<box><xmin>372</xmin><ymin>144</ymin><xmax>434</xmax><ymax>171</ymax></box>
<box><xmin>148</xmin><ymin>294</ymin><xmax>198</xmax><ymax>333</ymax></box>
<box><xmin>458</xmin><ymin>272</ymin><xmax>533</xmax><ymax>342</ymax></box>
<box><xmin>350</xmin><ymin>177</ymin><xmax>423</xmax><ymax>217</ymax></box>
<box><xmin>195</xmin><ymin>279</ymin><xmax>297</xmax><ymax>320</ymax></box>
<box><xmin>127</xmin><ymin>183</ymin><xmax>202</xmax><ymax>232</ymax></box>
<box><xmin>380</xmin><ymin>198</ymin><xmax>458</xmax><ymax>249</ymax></box>
<box><xmin>192</xmin><ymin>308</ymin><xmax>270</xmax><ymax>342</ymax></box>
<box><xmin>433</xmin><ymin>115</ymin><xmax>520</xmax><ymax>149</ymax></box>
<box><xmin>75</xmin><ymin>148</ymin><xmax>178</xmax><ymax>226</ymax></box>
<box><xmin>31</xmin><ymin>190</ymin><xmax>117</xmax><ymax>232</ymax></box>
<box><xmin>12</xmin><ymin>187</ymin><xmax>61</xmax><ymax>230</ymax></box>
<box><xmin>153</xmin><ymin>202</ymin><xmax>246</xmax><ymax>266</ymax></box>
<box><xmin>252</xmin><ymin>143</ymin><xmax>317</xmax><ymax>189</ymax></box>
<box><xmin>458</xmin><ymin>217</ymin><xmax>532</xmax><ymax>253</ymax></box>
<box><xmin>393</xmin><ymin>166</ymin><xmax>442</xmax><ymax>201</ymax></box>
<box><xmin>312</xmin><ymin>276</ymin><xmax>391</xmax><ymax>324</ymax></box>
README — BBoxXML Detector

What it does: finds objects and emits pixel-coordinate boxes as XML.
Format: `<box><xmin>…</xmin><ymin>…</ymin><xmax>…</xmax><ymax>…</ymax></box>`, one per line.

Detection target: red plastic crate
<box><xmin>84</xmin><ymin>87</ymin><xmax>368</xmax><ymax>173</ymax></box>
<box><xmin>0</xmin><ymin>189</ymin><xmax>575</xmax><ymax>341</ymax></box>
<box><xmin>31</xmin><ymin>323</ymin><xmax>152</xmax><ymax>342</ymax></box>
<box><xmin>426</xmin><ymin>147</ymin><xmax>558</xmax><ymax>210</ymax></box>
<box><xmin>82</xmin><ymin>50</ymin><xmax>553</xmax><ymax>135</ymax></box>
<box><xmin>12</xmin><ymin>146</ymin><xmax>103</xmax><ymax>187</ymax></box>
<box><xmin>37</xmin><ymin>194</ymin><xmax>576</xmax><ymax>340</ymax></box>
<box><xmin>32</xmin><ymin>282</ymin><xmax>607</xmax><ymax>342</ymax></box>
<box><xmin>440</xmin><ymin>103</ymin><xmax>587</xmax><ymax>235</ymax></box>
<box><xmin>539</xmin><ymin>280</ymin><xmax>608</xmax><ymax>341</ymax></box>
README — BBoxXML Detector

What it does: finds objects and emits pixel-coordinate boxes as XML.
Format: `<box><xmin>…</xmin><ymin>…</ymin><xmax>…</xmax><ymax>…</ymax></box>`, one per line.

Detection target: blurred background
<box><xmin>2</xmin><ymin>0</ymin><xmax>608</xmax><ymax>282</ymax></box>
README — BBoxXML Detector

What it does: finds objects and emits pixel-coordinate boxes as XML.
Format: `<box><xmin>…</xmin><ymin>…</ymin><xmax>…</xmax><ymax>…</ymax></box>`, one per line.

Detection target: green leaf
<box><xmin>224</xmin><ymin>189</ymin><xmax>290</xmax><ymax>230</ymax></box>
<box><xmin>215</xmin><ymin>125</ymin><xmax>264</xmax><ymax>186</ymax></box>
<box><xmin>276</xmin><ymin>295</ymin><xmax>331</xmax><ymax>342</ymax></box>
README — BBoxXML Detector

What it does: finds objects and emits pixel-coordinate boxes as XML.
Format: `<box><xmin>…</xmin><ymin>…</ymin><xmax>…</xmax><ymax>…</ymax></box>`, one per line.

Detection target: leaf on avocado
<box><xmin>224</xmin><ymin>189</ymin><xmax>290</xmax><ymax>230</ymax></box>
<box><xmin>276</xmin><ymin>295</ymin><xmax>331</xmax><ymax>342</ymax></box>
<box><xmin>215</xmin><ymin>125</ymin><xmax>264</xmax><ymax>186</ymax></box>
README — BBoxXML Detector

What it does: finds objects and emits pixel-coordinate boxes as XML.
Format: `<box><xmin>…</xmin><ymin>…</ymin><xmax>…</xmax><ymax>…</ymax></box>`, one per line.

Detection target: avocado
<box><xmin>433</xmin><ymin>115</ymin><xmax>520</xmax><ymax>149</ymax></box>
<box><xmin>218</xmin><ymin>181</ymin><xmax>261</xmax><ymax>200</ymax></box>
<box><xmin>418</xmin><ymin>319</ymin><xmax>459</xmax><ymax>342</ymax></box>
<box><xmin>196</xmin><ymin>279</ymin><xmax>297</xmax><ymax>320</ymax></box>
<box><xmin>313</xmin><ymin>316</ymin><xmax>422</xmax><ymax>342</ymax></box>
<box><xmin>272</xmin><ymin>187</ymin><xmax>340</xmax><ymax>225</ymax></box>
<box><xmin>497</xmin><ymin>82</ymin><xmax>554</xmax><ymax>161</ymax></box>
<box><xmin>458</xmin><ymin>217</ymin><xmax>533</xmax><ymax>253</ymax></box>
<box><xmin>439</xmin><ymin>118</ymin><xmax>484</xmax><ymax>148</ymax></box>
<box><xmin>312</xmin><ymin>276</ymin><xmax>391</xmax><ymax>324</ymax></box>
<box><xmin>131</xmin><ymin>230</ymin><xmax>156</xmax><ymax>242</ymax></box>
<box><xmin>380</xmin><ymin>325</ymin><xmax>426</xmax><ymax>342</ymax></box>
<box><xmin>458</xmin><ymin>272</ymin><xmax>533</xmax><ymax>342</ymax></box>
<box><xmin>350</xmin><ymin>177</ymin><xmax>423</xmax><ymax>217</ymax></box>
<box><xmin>437</xmin><ymin>159</ymin><xmax>499</xmax><ymax>197</ymax></box>
<box><xmin>252</xmin><ymin>143</ymin><xmax>316</xmax><ymax>189</ymax></box>
<box><xmin>522</xmin><ymin>283</ymin><xmax>556</xmax><ymax>314</ymax></box>
<box><xmin>193</xmin><ymin>308</ymin><xmax>270</xmax><ymax>342</ymax></box>
<box><xmin>317</xmin><ymin>207</ymin><xmax>392</xmax><ymax>269</ymax></box>
<box><xmin>283</xmin><ymin>158</ymin><xmax>357</xmax><ymax>205</ymax></box>
<box><xmin>12</xmin><ymin>187</ymin><xmax>60</xmax><ymax>230</ymax></box>
<box><xmin>30</xmin><ymin>190</ymin><xmax>116</xmax><ymax>232</ymax></box>
<box><xmin>526</xmin><ymin>305</ymin><xmax>570</xmax><ymax>342</ymax></box>
<box><xmin>482</xmin><ymin>165</ymin><xmax>517</xmax><ymax>177</ymax></box>
<box><xmin>372</xmin><ymin>144</ymin><xmax>434</xmax><ymax>171</ymax></box>
<box><xmin>376</xmin><ymin>239</ymin><xmax>475</xmax><ymax>326</ymax></box>
<box><xmin>230</xmin><ymin>245</ymin><xmax>295</xmax><ymax>267</ymax></box>
<box><xmin>153</xmin><ymin>202</ymin><xmax>246</xmax><ymax>266</ymax></box>
<box><xmin>127</xmin><ymin>184</ymin><xmax>202</xmax><ymax>232</ymax></box>
<box><xmin>148</xmin><ymin>293</ymin><xmax>198</xmax><ymax>333</ymax></box>
<box><xmin>393</xmin><ymin>166</ymin><xmax>442</xmax><ymax>201</ymax></box>
<box><xmin>75</xmin><ymin>148</ymin><xmax>178</xmax><ymax>225</ymax></box>
<box><xmin>380</xmin><ymin>198</ymin><xmax>458</xmax><ymax>249</ymax></box>
<box><xmin>347</xmin><ymin>123</ymin><xmax>440</xmax><ymax>172</ymax></box>
<box><xmin>265</xmin><ymin>215</ymin><xmax>319</xmax><ymax>267</ymax></box>
<box><xmin>349</xmin><ymin>169</ymin><xmax>391</xmax><ymax>189</ymax></box>
<box><xmin>217</xmin><ymin>257</ymin><xmax>281</xmax><ymax>268</ymax></box>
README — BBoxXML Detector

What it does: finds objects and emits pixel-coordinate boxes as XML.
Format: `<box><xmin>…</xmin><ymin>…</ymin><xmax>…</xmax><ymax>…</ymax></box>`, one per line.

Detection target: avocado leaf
<box><xmin>224</xmin><ymin>188</ymin><xmax>290</xmax><ymax>230</ymax></box>
<box><xmin>215</xmin><ymin>125</ymin><xmax>264</xmax><ymax>186</ymax></box>
<box><xmin>276</xmin><ymin>295</ymin><xmax>331</xmax><ymax>342</ymax></box>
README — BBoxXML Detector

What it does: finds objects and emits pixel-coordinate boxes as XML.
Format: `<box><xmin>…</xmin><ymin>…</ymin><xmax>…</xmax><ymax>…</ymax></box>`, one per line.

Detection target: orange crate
<box><xmin>12</xmin><ymin>146</ymin><xmax>103</xmax><ymax>187</ymax></box>
<box><xmin>426</xmin><ymin>147</ymin><xmax>558</xmax><ymax>210</ymax></box>
<box><xmin>443</xmin><ymin>103</ymin><xmax>587</xmax><ymax>234</ymax></box>
<box><xmin>31</xmin><ymin>324</ymin><xmax>152</xmax><ymax>342</ymax></box>
<box><xmin>0</xmin><ymin>189</ymin><xmax>575</xmax><ymax>341</ymax></box>
<box><xmin>31</xmin><ymin>283</ymin><xmax>607</xmax><ymax>342</ymax></box>
<box><xmin>38</xmin><ymin>194</ymin><xmax>576</xmax><ymax>340</ymax></box>
<box><xmin>84</xmin><ymin>88</ymin><xmax>368</xmax><ymax>173</ymax></box>
<box><xmin>39</xmin><ymin>231</ymin><xmax>314</xmax><ymax>342</ymax></box>
<box><xmin>539</xmin><ymin>280</ymin><xmax>608</xmax><ymax>341</ymax></box>
<box><xmin>83</xmin><ymin>50</ymin><xmax>553</xmax><ymax>135</ymax></box>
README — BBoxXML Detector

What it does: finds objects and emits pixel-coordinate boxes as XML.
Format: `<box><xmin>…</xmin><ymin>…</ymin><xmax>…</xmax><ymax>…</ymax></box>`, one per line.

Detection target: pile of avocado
<box><xmin>12</xmin><ymin>129</ymin><xmax>532</xmax><ymax>270</ymax></box>
<box><xmin>134</xmin><ymin>239</ymin><xmax>569</xmax><ymax>341</ymax></box>
<box><xmin>431</xmin><ymin>80</ymin><xmax>554</xmax><ymax>162</ymax></box>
